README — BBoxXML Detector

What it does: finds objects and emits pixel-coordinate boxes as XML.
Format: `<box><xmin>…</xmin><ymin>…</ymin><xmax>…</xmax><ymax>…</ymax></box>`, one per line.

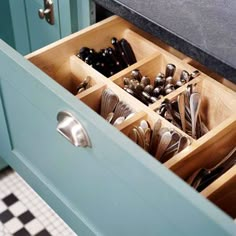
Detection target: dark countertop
<box><xmin>94</xmin><ymin>0</ymin><xmax>236</xmax><ymax>83</ymax></box>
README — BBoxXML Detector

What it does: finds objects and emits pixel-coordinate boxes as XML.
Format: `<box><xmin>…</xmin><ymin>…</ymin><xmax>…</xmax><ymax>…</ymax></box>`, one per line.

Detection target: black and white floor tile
<box><xmin>1</xmin><ymin>167</ymin><xmax>235</xmax><ymax>236</ymax></box>
<box><xmin>0</xmin><ymin>168</ymin><xmax>77</xmax><ymax>236</ymax></box>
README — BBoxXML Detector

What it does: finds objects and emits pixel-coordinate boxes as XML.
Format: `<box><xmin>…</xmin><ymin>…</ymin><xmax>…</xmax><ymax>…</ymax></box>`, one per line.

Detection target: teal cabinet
<box><xmin>8</xmin><ymin>0</ymin><xmax>95</xmax><ymax>55</ymax></box>
<box><xmin>0</xmin><ymin>158</ymin><xmax>7</xmax><ymax>170</ymax></box>
<box><xmin>0</xmin><ymin>15</ymin><xmax>235</xmax><ymax>236</ymax></box>
<box><xmin>0</xmin><ymin>0</ymin><xmax>14</xmax><ymax>48</ymax></box>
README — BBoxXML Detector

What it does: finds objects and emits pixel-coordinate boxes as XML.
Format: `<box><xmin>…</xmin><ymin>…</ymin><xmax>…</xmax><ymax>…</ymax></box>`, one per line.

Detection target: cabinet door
<box><xmin>0</xmin><ymin>40</ymin><xmax>235</xmax><ymax>236</ymax></box>
<box><xmin>9</xmin><ymin>0</ymin><xmax>94</xmax><ymax>54</ymax></box>
<box><xmin>25</xmin><ymin>0</ymin><xmax>61</xmax><ymax>51</ymax></box>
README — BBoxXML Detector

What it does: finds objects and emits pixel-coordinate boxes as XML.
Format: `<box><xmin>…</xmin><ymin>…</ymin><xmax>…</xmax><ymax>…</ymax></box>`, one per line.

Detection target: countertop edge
<box><xmin>94</xmin><ymin>0</ymin><xmax>236</xmax><ymax>83</ymax></box>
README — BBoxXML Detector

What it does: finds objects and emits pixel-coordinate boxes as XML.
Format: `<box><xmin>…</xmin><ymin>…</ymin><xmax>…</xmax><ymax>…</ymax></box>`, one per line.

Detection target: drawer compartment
<box><xmin>26</xmin><ymin>16</ymin><xmax>159</xmax><ymax>80</ymax></box>
<box><xmin>111</xmin><ymin>52</ymin><xmax>201</xmax><ymax>100</ymax></box>
<box><xmin>202</xmin><ymin>165</ymin><xmax>236</xmax><ymax>219</ymax></box>
<box><xmin>193</xmin><ymin>78</ymin><xmax>236</xmax><ymax>132</ymax></box>
<box><xmin>167</xmin><ymin>118</ymin><xmax>236</xmax><ymax>178</ymax></box>
<box><xmin>168</xmin><ymin>118</ymin><xmax>236</xmax><ymax>218</ymax></box>
<box><xmin>119</xmin><ymin>110</ymin><xmax>192</xmax><ymax>163</ymax></box>
<box><xmin>155</xmin><ymin>77</ymin><xmax>236</xmax><ymax>139</ymax></box>
<box><xmin>0</xmin><ymin>15</ymin><xmax>236</xmax><ymax>235</ymax></box>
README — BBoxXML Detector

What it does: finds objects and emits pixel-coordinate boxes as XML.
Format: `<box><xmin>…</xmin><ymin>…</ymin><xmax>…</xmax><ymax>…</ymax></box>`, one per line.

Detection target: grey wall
<box><xmin>0</xmin><ymin>0</ymin><xmax>14</xmax><ymax>48</ymax></box>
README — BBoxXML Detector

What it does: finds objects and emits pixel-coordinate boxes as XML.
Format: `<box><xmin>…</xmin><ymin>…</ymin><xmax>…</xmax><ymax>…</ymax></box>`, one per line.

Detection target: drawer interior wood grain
<box><xmin>201</xmin><ymin>166</ymin><xmax>236</xmax><ymax>218</ymax></box>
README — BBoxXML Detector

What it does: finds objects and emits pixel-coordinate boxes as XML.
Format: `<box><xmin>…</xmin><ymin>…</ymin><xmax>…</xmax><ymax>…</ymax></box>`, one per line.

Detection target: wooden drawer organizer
<box><xmin>26</xmin><ymin>16</ymin><xmax>236</xmax><ymax>220</ymax></box>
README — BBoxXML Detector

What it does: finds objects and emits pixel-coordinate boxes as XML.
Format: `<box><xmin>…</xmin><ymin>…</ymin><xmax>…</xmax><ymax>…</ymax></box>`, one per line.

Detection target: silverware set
<box><xmin>76</xmin><ymin>76</ymin><xmax>92</xmax><ymax>94</ymax></box>
<box><xmin>187</xmin><ymin>147</ymin><xmax>236</xmax><ymax>191</ymax></box>
<box><xmin>158</xmin><ymin>84</ymin><xmax>208</xmax><ymax>139</ymax></box>
<box><xmin>122</xmin><ymin>65</ymin><xmax>200</xmax><ymax>105</ymax></box>
<box><xmin>100</xmin><ymin>88</ymin><xmax>134</xmax><ymax>126</ymax></box>
<box><xmin>128</xmin><ymin>119</ymin><xmax>190</xmax><ymax>162</ymax></box>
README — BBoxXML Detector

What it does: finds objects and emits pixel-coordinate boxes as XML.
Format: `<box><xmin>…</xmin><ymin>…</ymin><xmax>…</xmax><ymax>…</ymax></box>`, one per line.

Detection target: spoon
<box><xmin>113</xmin><ymin>116</ymin><xmax>125</xmax><ymax>126</ymax></box>
<box><xmin>176</xmin><ymin>136</ymin><xmax>189</xmax><ymax>153</ymax></box>
<box><xmin>100</xmin><ymin>88</ymin><xmax>119</xmax><ymax>118</ymax></box>
<box><xmin>125</xmin><ymin>113</ymin><xmax>135</xmax><ymax>120</ymax></box>
<box><xmin>112</xmin><ymin>101</ymin><xmax>132</xmax><ymax>123</ymax></box>
<box><xmin>129</xmin><ymin>126</ymin><xmax>145</xmax><ymax>148</ymax></box>
<box><xmin>106</xmin><ymin>112</ymin><xmax>114</xmax><ymax>123</ymax></box>
<box><xmin>139</xmin><ymin>120</ymin><xmax>149</xmax><ymax>130</ymax></box>
<box><xmin>186</xmin><ymin>84</ymin><xmax>192</xmax><ymax>107</ymax></box>
<box><xmin>178</xmin><ymin>93</ymin><xmax>186</xmax><ymax>132</ymax></box>
<box><xmin>149</xmin><ymin>119</ymin><xmax>162</xmax><ymax>156</ymax></box>
<box><xmin>155</xmin><ymin>131</ymin><xmax>172</xmax><ymax>161</ymax></box>
<box><xmin>135</xmin><ymin>126</ymin><xmax>145</xmax><ymax>148</ymax></box>
<box><xmin>160</xmin><ymin>132</ymin><xmax>181</xmax><ymax>162</ymax></box>
<box><xmin>139</xmin><ymin>120</ymin><xmax>151</xmax><ymax>151</ymax></box>
<box><xmin>190</xmin><ymin>92</ymin><xmax>201</xmax><ymax>139</ymax></box>
<box><xmin>137</xmin><ymin>125</ymin><xmax>150</xmax><ymax>151</ymax></box>
<box><xmin>129</xmin><ymin>127</ymin><xmax>138</xmax><ymax>144</ymax></box>
<box><xmin>143</xmin><ymin>127</ymin><xmax>151</xmax><ymax>151</ymax></box>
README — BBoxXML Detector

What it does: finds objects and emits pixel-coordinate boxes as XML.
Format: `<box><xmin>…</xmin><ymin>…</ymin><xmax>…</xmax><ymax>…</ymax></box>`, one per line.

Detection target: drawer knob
<box><xmin>56</xmin><ymin>111</ymin><xmax>91</xmax><ymax>147</ymax></box>
<box><xmin>38</xmin><ymin>0</ymin><xmax>54</xmax><ymax>25</ymax></box>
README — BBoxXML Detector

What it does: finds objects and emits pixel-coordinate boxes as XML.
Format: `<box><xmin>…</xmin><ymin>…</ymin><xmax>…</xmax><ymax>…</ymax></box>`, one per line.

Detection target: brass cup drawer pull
<box><xmin>56</xmin><ymin>111</ymin><xmax>91</xmax><ymax>147</ymax></box>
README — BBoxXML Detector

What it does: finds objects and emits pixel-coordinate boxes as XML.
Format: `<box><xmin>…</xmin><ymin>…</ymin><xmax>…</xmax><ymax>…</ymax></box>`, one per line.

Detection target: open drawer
<box><xmin>0</xmin><ymin>16</ymin><xmax>235</xmax><ymax>235</ymax></box>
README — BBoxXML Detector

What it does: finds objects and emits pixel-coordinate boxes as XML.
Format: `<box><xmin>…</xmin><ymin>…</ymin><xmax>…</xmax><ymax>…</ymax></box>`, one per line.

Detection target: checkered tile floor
<box><xmin>0</xmin><ymin>168</ymin><xmax>77</xmax><ymax>236</ymax></box>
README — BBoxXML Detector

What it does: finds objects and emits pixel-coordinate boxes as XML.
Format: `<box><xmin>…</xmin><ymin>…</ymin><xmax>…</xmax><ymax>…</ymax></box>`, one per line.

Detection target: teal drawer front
<box><xmin>0</xmin><ymin>88</ymin><xmax>12</xmax><ymax>167</ymax></box>
<box><xmin>0</xmin><ymin>157</ymin><xmax>7</xmax><ymax>170</ymax></box>
<box><xmin>0</xmin><ymin>40</ymin><xmax>235</xmax><ymax>236</ymax></box>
